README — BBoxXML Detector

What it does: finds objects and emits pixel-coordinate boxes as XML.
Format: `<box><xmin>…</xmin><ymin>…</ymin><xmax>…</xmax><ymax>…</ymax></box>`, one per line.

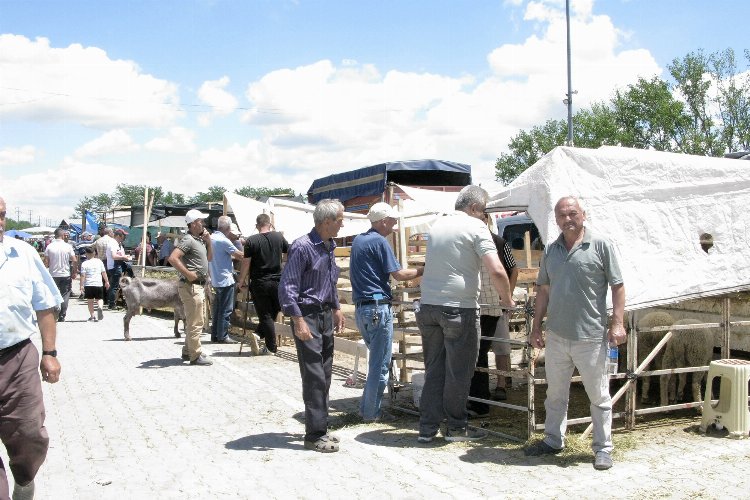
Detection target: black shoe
<box><xmin>181</xmin><ymin>353</ymin><xmax>190</xmax><ymax>361</ymax></box>
<box><xmin>190</xmin><ymin>354</ymin><xmax>213</xmax><ymax>366</ymax></box>
<box><xmin>215</xmin><ymin>337</ymin><xmax>238</xmax><ymax>344</ymax></box>
<box><xmin>524</xmin><ymin>440</ymin><xmax>563</xmax><ymax>457</ymax></box>
<box><xmin>57</xmin><ymin>316</ymin><xmax>65</xmax><ymax>322</ymax></box>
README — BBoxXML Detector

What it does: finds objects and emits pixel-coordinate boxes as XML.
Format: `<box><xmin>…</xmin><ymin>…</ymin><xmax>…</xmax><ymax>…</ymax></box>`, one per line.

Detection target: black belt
<box><xmin>299</xmin><ymin>302</ymin><xmax>334</xmax><ymax>316</ymax></box>
<box><xmin>180</xmin><ymin>278</ymin><xmax>206</xmax><ymax>286</ymax></box>
<box><xmin>356</xmin><ymin>299</ymin><xmax>391</xmax><ymax>307</ymax></box>
<box><xmin>0</xmin><ymin>338</ymin><xmax>31</xmax><ymax>359</ymax></box>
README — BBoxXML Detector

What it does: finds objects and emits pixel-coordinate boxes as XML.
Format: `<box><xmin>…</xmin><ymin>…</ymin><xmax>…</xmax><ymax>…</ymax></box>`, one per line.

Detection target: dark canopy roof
<box><xmin>307</xmin><ymin>159</ymin><xmax>471</xmax><ymax>204</ymax></box>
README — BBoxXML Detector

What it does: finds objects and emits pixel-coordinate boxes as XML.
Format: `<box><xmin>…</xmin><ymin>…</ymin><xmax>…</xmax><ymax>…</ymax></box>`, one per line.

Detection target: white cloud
<box><xmin>74</xmin><ymin>130</ymin><xmax>139</xmax><ymax>158</ymax></box>
<box><xmin>0</xmin><ymin>34</ymin><xmax>182</xmax><ymax>128</ymax></box>
<box><xmin>7</xmin><ymin>0</ymin><xmax>666</xmax><ymax>219</ymax></box>
<box><xmin>0</xmin><ymin>145</ymin><xmax>36</xmax><ymax>166</ymax></box>
<box><xmin>197</xmin><ymin>76</ymin><xmax>239</xmax><ymax>126</ymax></box>
<box><xmin>144</xmin><ymin>127</ymin><xmax>197</xmax><ymax>153</ymax></box>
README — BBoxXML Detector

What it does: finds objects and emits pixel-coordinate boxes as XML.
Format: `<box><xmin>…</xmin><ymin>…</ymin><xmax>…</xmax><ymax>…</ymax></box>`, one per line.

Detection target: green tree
<box><xmin>189</xmin><ymin>185</ymin><xmax>227</xmax><ymax>203</ymax></box>
<box><xmin>5</xmin><ymin>217</ymin><xmax>32</xmax><ymax>230</ymax></box>
<box><xmin>495</xmin><ymin>47</ymin><xmax>750</xmax><ymax>185</ymax></box>
<box><xmin>113</xmin><ymin>184</ymin><xmax>166</xmax><ymax>206</ymax></box>
<box><xmin>234</xmin><ymin>186</ymin><xmax>295</xmax><ymax>199</ymax></box>
<box><xmin>71</xmin><ymin>193</ymin><xmax>115</xmax><ymax>220</ymax></box>
<box><xmin>611</xmin><ymin>76</ymin><xmax>687</xmax><ymax>151</ymax></box>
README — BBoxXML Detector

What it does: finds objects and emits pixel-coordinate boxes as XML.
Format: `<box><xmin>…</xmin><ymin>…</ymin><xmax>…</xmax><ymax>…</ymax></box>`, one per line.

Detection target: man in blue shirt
<box><xmin>0</xmin><ymin>196</ymin><xmax>63</xmax><ymax>500</ymax></box>
<box><xmin>209</xmin><ymin>216</ymin><xmax>243</xmax><ymax>343</ymax></box>
<box><xmin>350</xmin><ymin>202</ymin><xmax>423</xmax><ymax>422</ymax></box>
<box><xmin>279</xmin><ymin>199</ymin><xmax>345</xmax><ymax>453</ymax></box>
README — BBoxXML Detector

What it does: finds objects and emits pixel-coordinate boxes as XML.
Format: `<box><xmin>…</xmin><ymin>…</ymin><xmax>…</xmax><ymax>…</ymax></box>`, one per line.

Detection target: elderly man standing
<box><xmin>524</xmin><ymin>196</ymin><xmax>626</xmax><ymax>471</ymax></box>
<box><xmin>238</xmin><ymin>213</ymin><xmax>289</xmax><ymax>354</ymax></box>
<box><xmin>44</xmin><ymin>228</ymin><xmax>77</xmax><ymax>322</ymax></box>
<box><xmin>350</xmin><ymin>202</ymin><xmax>423</xmax><ymax>422</ymax></box>
<box><xmin>279</xmin><ymin>199</ymin><xmax>345</xmax><ymax>453</ymax></box>
<box><xmin>416</xmin><ymin>185</ymin><xmax>515</xmax><ymax>443</ymax></box>
<box><xmin>209</xmin><ymin>215</ymin><xmax>243</xmax><ymax>344</ymax></box>
<box><xmin>0</xmin><ymin>196</ymin><xmax>62</xmax><ymax>500</ymax></box>
<box><xmin>169</xmin><ymin>209</ymin><xmax>214</xmax><ymax>366</ymax></box>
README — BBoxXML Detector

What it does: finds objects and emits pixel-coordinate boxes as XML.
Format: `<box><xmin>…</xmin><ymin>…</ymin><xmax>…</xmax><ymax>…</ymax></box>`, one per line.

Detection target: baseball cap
<box><xmin>185</xmin><ymin>209</ymin><xmax>210</xmax><ymax>224</ymax></box>
<box><xmin>367</xmin><ymin>202</ymin><xmax>399</xmax><ymax>222</ymax></box>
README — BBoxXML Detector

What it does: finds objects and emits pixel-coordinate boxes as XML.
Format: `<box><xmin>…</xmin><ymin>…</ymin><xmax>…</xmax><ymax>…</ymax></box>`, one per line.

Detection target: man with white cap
<box><xmin>169</xmin><ymin>209</ymin><xmax>213</xmax><ymax>365</ymax></box>
<box><xmin>350</xmin><ymin>202</ymin><xmax>423</xmax><ymax>422</ymax></box>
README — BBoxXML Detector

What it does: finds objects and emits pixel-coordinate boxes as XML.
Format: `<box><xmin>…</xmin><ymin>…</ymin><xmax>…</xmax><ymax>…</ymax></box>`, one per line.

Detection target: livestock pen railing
<box><xmin>386</xmin><ymin>292</ymin><xmax>750</xmax><ymax>442</ymax></box>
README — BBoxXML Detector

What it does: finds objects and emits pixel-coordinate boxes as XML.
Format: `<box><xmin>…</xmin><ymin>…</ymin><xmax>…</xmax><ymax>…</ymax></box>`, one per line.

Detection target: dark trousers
<box><xmin>468</xmin><ymin>315</ymin><xmax>501</xmax><ymax>413</ymax></box>
<box><xmin>106</xmin><ymin>266</ymin><xmax>122</xmax><ymax>308</ymax></box>
<box><xmin>293</xmin><ymin>309</ymin><xmax>334</xmax><ymax>442</ymax></box>
<box><xmin>52</xmin><ymin>276</ymin><xmax>71</xmax><ymax>320</ymax></box>
<box><xmin>0</xmin><ymin>340</ymin><xmax>49</xmax><ymax>497</ymax></box>
<box><xmin>251</xmin><ymin>279</ymin><xmax>281</xmax><ymax>352</ymax></box>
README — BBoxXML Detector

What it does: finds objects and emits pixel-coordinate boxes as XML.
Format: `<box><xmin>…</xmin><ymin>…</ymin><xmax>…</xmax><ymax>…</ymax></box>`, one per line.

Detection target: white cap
<box><xmin>185</xmin><ymin>209</ymin><xmax>210</xmax><ymax>224</ymax></box>
<box><xmin>367</xmin><ymin>202</ymin><xmax>399</xmax><ymax>222</ymax></box>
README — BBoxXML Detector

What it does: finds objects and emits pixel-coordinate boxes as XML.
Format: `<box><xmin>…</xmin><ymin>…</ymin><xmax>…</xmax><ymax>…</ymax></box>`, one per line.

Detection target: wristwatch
<box><xmin>42</xmin><ymin>350</ymin><xmax>57</xmax><ymax>357</ymax></box>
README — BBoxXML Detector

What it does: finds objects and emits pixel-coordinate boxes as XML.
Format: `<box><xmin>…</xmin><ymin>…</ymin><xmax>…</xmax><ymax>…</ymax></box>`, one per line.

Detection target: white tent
<box><xmin>486</xmin><ymin>146</ymin><xmax>750</xmax><ymax>311</ymax></box>
<box><xmin>23</xmin><ymin>226</ymin><xmax>58</xmax><ymax>234</ymax></box>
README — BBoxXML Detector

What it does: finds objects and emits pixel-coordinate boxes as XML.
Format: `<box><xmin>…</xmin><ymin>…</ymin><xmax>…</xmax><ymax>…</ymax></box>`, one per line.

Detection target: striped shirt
<box><xmin>278</xmin><ymin>228</ymin><xmax>340</xmax><ymax>317</ymax></box>
<box><xmin>478</xmin><ymin>234</ymin><xmax>516</xmax><ymax>317</ymax></box>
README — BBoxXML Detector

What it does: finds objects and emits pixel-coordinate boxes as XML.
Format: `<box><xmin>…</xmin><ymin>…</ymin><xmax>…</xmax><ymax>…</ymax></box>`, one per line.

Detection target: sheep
<box><xmin>120</xmin><ymin>277</ymin><xmax>185</xmax><ymax>341</ymax></box>
<box><xmin>660</xmin><ymin>318</ymin><xmax>714</xmax><ymax>407</ymax></box>
<box><xmin>636</xmin><ymin>311</ymin><xmax>675</xmax><ymax>404</ymax></box>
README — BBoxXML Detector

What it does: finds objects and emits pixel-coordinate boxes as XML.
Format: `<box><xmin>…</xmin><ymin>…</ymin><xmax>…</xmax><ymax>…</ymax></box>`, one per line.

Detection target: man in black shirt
<box><xmin>238</xmin><ymin>214</ymin><xmax>289</xmax><ymax>354</ymax></box>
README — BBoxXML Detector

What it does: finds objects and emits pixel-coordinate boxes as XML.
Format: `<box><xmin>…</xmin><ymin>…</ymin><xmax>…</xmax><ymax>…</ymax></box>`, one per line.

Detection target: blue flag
<box><xmin>85</xmin><ymin>211</ymin><xmax>99</xmax><ymax>233</ymax></box>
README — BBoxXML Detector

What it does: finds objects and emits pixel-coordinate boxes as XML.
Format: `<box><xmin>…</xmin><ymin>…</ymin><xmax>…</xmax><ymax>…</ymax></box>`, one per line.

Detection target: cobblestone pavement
<box><xmin>3</xmin><ymin>297</ymin><xmax>750</xmax><ymax>499</ymax></box>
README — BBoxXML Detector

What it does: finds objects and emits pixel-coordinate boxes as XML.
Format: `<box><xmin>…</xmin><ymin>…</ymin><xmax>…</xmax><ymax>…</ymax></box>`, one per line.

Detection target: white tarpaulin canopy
<box><xmin>486</xmin><ymin>146</ymin><xmax>750</xmax><ymax>311</ymax></box>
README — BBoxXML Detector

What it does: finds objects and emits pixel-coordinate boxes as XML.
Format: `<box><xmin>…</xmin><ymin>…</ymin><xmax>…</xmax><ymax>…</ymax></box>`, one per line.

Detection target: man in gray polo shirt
<box><xmin>524</xmin><ymin>196</ymin><xmax>626</xmax><ymax>471</ymax></box>
<box><xmin>169</xmin><ymin>209</ymin><xmax>213</xmax><ymax>366</ymax></box>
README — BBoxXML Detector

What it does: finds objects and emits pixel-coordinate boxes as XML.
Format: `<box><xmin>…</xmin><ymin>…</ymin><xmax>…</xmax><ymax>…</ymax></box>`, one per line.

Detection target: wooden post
<box><xmin>722</xmin><ymin>296</ymin><xmax>731</xmax><ymax>359</ymax></box>
<box><xmin>397</xmin><ymin>198</ymin><xmax>409</xmax><ymax>382</ymax></box>
<box><xmin>626</xmin><ymin>310</ymin><xmax>637</xmax><ymax>430</ymax></box>
<box><xmin>524</xmin><ymin>230</ymin><xmax>532</xmax><ymax>267</ymax></box>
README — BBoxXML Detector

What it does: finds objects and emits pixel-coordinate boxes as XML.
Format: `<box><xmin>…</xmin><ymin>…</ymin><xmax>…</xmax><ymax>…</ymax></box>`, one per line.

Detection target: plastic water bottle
<box><xmin>606</xmin><ymin>345</ymin><xmax>619</xmax><ymax>375</ymax></box>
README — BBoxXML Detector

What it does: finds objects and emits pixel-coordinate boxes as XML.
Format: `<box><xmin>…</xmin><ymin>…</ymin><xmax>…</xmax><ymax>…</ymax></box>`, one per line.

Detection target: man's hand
<box><xmin>608</xmin><ymin>322</ymin><xmax>627</xmax><ymax>346</ymax></box>
<box><xmin>333</xmin><ymin>309</ymin><xmax>345</xmax><ymax>333</ymax></box>
<box><xmin>293</xmin><ymin>316</ymin><xmax>312</xmax><ymax>342</ymax></box>
<box><xmin>40</xmin><ymin>355</ymin><xmax>61</xmax><ymax>384</ymax></box>
<box><xmin>500</xmin><ymin>298</ymin><xmax>516</xmax><ymax>310</ymax></box>
<box><xmin>530</xmin><ymin>328</ymin><xmax>545</xmax><ymax>349</ymax></box>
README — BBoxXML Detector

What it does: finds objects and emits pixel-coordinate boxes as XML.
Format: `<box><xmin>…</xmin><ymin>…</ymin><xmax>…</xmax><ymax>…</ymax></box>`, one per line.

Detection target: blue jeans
<box><xmin>355</xmin><ymin>303</ymin><xmax>393</xmax><ymax>420</ymax></box>
<box><xmin>211</xmin><ymin>285</ymin><xmax>235</xmax><ymax>341</ymax></box>
<box><xmin>416</xmin><ymin>304</ymin><xmax>480</xmax><ymax>436</ymax></box>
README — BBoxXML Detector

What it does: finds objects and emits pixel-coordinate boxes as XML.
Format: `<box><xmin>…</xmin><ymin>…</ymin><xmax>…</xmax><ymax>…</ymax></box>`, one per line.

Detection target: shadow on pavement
<box><xmin>460</xmin><ymin>444</ymin><xmax>594</xmax><ymax>468</ymax></box>
<box><xmin>354</xmin><ymin>427</ymin><xmax>451</xmax><ymax>449</ymax></box>
<box><xmin>104</xmin><ymin>336</ymin><xmax>177</xmax><ymax>342</ymax></box>
<box><xmin>225</xmin><ymin>433</ymin><xmax>305</xmax><ymax>451</ymax></box>
<box><xmin>137</xmin><ymin>358</ymin><xmax>186</xmax><ymax>368</ymax></box>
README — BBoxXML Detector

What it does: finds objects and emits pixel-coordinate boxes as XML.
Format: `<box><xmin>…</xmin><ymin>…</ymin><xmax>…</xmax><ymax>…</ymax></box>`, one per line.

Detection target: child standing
<box><xmin>79</xmin><ymin>247</ymin><xmax>109</xmax><ymax>321</ymax></box>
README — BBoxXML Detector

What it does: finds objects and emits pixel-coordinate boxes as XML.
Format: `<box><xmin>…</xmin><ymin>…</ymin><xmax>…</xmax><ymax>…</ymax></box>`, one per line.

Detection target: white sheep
<box><xmin>660</xmin><ymin>318</ymin><xmax>714</xmax><ymax>407</ymax></box>
<box><xmin>636</xmin><ymin>311</ymin><xmax>675</xmax><ymax>404</ymax></box>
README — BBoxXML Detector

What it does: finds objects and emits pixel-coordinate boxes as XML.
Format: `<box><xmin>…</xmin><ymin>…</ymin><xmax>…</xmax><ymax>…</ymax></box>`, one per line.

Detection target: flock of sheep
<box><xmin>635</xmin><ymin>312</ymin><xmax>715</xmax><ymax>407</ymax></box>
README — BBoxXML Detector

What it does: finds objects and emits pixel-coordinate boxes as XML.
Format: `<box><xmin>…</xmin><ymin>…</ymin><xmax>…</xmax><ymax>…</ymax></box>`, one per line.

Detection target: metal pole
<box><xmin>565</xmin><ymin>0</ymin><xmax>573</xmax><ymax>146</ymax></box>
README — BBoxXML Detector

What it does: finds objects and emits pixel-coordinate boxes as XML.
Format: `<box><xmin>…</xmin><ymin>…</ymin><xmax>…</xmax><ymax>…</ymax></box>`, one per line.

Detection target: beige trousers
<box><xmin>178</xmin><ymin>282</ymin><xmax>205</xmax><ymax>361</ymax></box>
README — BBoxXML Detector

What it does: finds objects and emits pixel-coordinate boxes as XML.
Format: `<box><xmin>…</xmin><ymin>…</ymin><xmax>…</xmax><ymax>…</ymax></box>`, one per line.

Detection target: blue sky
<box><xmin>1</xmin><ymin>0</ymin><xmax>748</xmax><ymax>222</ymax></box>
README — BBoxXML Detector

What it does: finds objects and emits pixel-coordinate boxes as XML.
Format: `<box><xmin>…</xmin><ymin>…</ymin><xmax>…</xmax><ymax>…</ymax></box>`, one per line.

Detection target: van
<box><xmin>496</xmin><ymin>213</ymin><xmax>541</xmax><ymax>251</ymax></box>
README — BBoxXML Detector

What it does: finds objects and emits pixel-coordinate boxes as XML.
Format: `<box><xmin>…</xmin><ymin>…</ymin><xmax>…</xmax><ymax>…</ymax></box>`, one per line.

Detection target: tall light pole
<box><xmin>565</xmin><ymin>0</ymin><xmax>574</xmax><ymax>146</ymax></box>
